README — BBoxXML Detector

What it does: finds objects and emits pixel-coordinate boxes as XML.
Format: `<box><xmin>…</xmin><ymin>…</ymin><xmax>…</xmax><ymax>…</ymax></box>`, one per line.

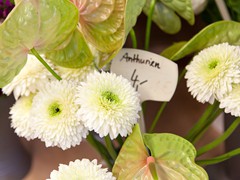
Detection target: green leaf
<box><xmin>71</xmin><ymin>0</ymin><xmax>145</xmax><ymax>67</ymax></box>
<box><xmin>45</xmin><ymin>28</ymin><xmax>93</xmax><ymax>68</ymax></box>
<box><xmin>161</xmin><ymin>41</ymin><xmax>187</xmax><ymax>58</ymax></box>
<box><xmin>0</xmin><ymin>0</ymin><xmax>78</xmax><ymax>87</ymax></box>
<box><xmin>170</xmin><ymin>21</ymin><xmax>240</xmax><ymax>61</ymax></box>
<box><xmin>124</xmin><ymin>0</ymin><xmax>146</xmax><ymax>37</ymax></box>
<box><xmin>112</xmin><ymin>124</ymin><xmax>149</xmax><ymax>179</ymax></box>
<box><xmin>143</xmin><ymin>1</ymin><xmax>181</xmax><ymax>34</ymax></box>
<box><xmin>160</xmin><ymin>0</ymin><xmax>195</xmax><ymax>25</ymax></box>
<box><xmin>143</xmin><ymin>133</ymin><xmax>209</xmax><ymax>180</ymax></box>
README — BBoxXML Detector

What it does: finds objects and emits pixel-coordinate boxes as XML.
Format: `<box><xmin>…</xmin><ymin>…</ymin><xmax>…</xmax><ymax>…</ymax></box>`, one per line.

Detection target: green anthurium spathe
<box><xmin>143</xmin><ymin>1</ymin><xmax>181</xmax><ymax>34</ymax></box>
<box><xmin>112</xmin><ymin>124</ymin><xmax>149</xmax><ymax>179</ymax></box>
<box><xmin>113</xmin><ymin>124</ymin><xmax>208</xmax><ymax>179</ymax></box>
<box><xmin>0</xmin><ymin>0</ymin><xmax>79</xmax><ymax>87</ymax></box>
<box><xmin>143</xmin><ymin>133</ymin><xmax>209</xmax><ymax>179</ymax></box>
<box><xmin>70</xmin><ymin>0</ymin><xmax>146</xmax><ymax>67</ymax></box>
<box><xmin>170</xmin><ymin>21</ymin><xmax>240</xmax><ymax>61</ymax></box>
<box><xmin>160</xmin><ymin>0</ymin><xmax>195</xmax><ymax>25</ymax></box>
<box><xmin>45</xmin><ymin>28</ymin><xmax>93</xmax><ymax>68</ymax></box>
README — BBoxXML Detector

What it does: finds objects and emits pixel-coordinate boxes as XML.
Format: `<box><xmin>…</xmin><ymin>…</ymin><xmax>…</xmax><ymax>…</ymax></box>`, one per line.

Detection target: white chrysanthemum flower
<box><xmin>31</xmin><ymin>80</ymin><xmax>88</xmax><ymax>150</ymax></box>
<box><xmin>55</xmin><ymin>64</ymin><xmax>95</xmax><ymax>82</ymax></box>
<box><xmin>47</xmin><ymin>159</ymin><xmax>116</xmax><ymax>180</ymax></box>
<box><xmin>185</xmin><ymin>43</ymin><xmax>240</xmax><ymax>104</ymax></box>
<box><xmin>76</xmin><ymin>71</ymin><xmax>141</xmax><ymax>139</ymax></box>
<box><xmin>219</xmin><ymin>84</ymin><xmax>240</xmax><ymax>117</ymax></box>
<box><xmin>2</xmin><ymin>54</ymin><xmax>54</xmax><ymax>99</ymax></box>
<box><xmin>10</xmin><ymin>94</ymin><xmax>36</xmax><ymax>140</ymax></box>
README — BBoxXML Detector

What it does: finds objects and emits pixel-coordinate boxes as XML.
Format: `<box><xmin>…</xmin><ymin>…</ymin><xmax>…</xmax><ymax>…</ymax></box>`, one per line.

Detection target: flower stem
<box><xmin>144</xmin><ymin>0</ymin><xmax>156</xmax><ymax>50</ymax></box>
<box><xmin>197</xmin><ymin>117</ymin><xmax>240</xmax><ymax>157</ymax></box>
<box><xmin>130</xmin><ymin>29</ymin><xmax>138</xmax><ymax>49</ymax></box>
<box><xmin>196</xmin><ymin>148</ymin><xmax>240</xmax><ymax>166</ymax></box>
<box><xmin>185</xmin><ymin>101</ymin><xmax>220</xmax><ymax>143</ymax></box>
<box><xmin>116</xmin><ymin>135</ymin><xmax>124</xmax><ymax>147</ymax></box>
<box><xmin>104</xmin><ymin>135</ymin><xmax>117</xmax><ymax>161</ymax></box>
<box><xmin>86</xmin><ymin>133</ymin><xmax>113</xmax><ymax>168</ymax></box>
<box><xmin>148</xmin><ymin>68</ymin><xmax>186</xmax><ymax>133</ymax></box>
<box><xmin>148</xmin><ymin>102</ymin><xmax>167</xmax><ymax>133</ymax></box>
<box><xmin>192</xmin><ymin>108</ymin><xmax>222</xmax><ymax>144</ymax></box>
<box><xmin>30</xmin><ymin>48</ymin><xmax>62</xmax><ymax>81</ymax></box>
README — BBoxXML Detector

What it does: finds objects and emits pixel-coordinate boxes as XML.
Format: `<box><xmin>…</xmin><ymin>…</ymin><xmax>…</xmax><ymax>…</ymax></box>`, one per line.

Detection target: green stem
<box><xmin>197</xmin><ymin>117</ymin><xmax>240</xmax><ymax>157</ymax></box>
<box><xmin>116</xmin><ymin>135</ymin><xmax>124</xmax><ymax>147</ymax></box>
<box><xmin>104</xmin><ymin>135</ymin><xmax>117</xmax><ymax>160</ymax></box>
<box><xmin>185</xmin><ymin>101</ymin><xmax>219</xmax><ymax>142</ymax></box>
<box><xmin>192</xmin><ymin>108</ymin><xmax>222</xmax><ymax>144</ymax></box>
<box><xmin>86</xmin><ymin>133</ymin><xmax>113</xmax><ymax>168</ymax></box>
<box><xmin>196</xmin><ymin>148</ymin><xmax>240</xmax><ymax>166</ymax></box>
<box><xmin>130</xmin><ymin>29</ymin><xmax>138</xmax><ymax>49</ymax></box>
<box><xmin>148</xmin><ymin>102</ymin><xmax>167</xmax><ymax>133</ymax></box>
<box><xmin>148</xmin><ymin>68</ymin><xmax>186</xmax><ymax>133</ymax></box>
<box><xmin>144</xmin><ymin>0</ymin><xmax>156</xmax><ymax>50</ymax></box>
<box><xmin>30</xmin><ymin>48</ymin><xmax>62</xmax><ymax>81</ymax></box>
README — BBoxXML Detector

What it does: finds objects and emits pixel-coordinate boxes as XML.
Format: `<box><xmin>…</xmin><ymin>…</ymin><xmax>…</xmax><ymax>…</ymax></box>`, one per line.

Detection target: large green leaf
<box><xmin>112</xmin><ymin>124</ymin><xmax>149</xmax><ymax>179</ymax></box>
<box><xmin>170</xmin><ymin>21</ymin><xmax>240</xmax><ymax>61</ymax></box>
<box><xmin>71</xmin><ymin>0</ymin><xmax>145</xmax><ymax>67</ymax></box>
<box><xmin>0</xmin><ymin>0</ymin><xmax>78</xmax><ymax>87</ymax></box>
<box><xmin>143</xmin><ymin>133</ymin><xmax>208</xmax><ymax>179</ymax></box>
<box><xmin>161</xmin><ymin>41</ymin><xmax>187</xmax><ymax>58</ymax></box>
<box><xmin>160</xmin><ymin>0</ymin><xmax>195</xmax><ymax>25</ymax></box>
<box><xmin>45</xmin><ymin>28</ymin><xmax>93</xmax><ymax>68</ymax></box>
<box><xmin>143</xmin><ymin>1</ymin><xmax>181</xmax><ymax>34</ymax></box>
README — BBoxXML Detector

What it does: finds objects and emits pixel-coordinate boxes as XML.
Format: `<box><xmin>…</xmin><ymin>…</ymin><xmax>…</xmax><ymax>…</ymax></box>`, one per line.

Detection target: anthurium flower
<box><xmin>70</xmin><ymin>0</ymin><xmax>146</xmax><ymax>67</ymax></box>
<box><xmin>113</xmin><ymin>124</ymin><xmax>208</xmax><ymax>179</ymax></box>
<box><xmin>0</xmin><ymin>0</ymin><xmax>78</xmax><ymax>87</ymax></box>
<box><xmin>47</xmin><ymin>159</ymin><xmax>116</xmax><ymax>180</ymax></box>
<box><xmin>185</xmin><ymin>43</ymin><xmax>240</xmax><ymax>104</ymax></box>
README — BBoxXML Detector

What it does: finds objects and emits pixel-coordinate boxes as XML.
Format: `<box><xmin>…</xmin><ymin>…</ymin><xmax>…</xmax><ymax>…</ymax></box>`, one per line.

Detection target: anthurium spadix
<box><xmin>113</xmin><ymin>124</ymin><xmax>208</xmax><ymax>180</ymax></box>
<box><xmin>70</xmin><ymin>0</ymin><xmax>146</xmax><ymax>67</ymax></box>
<box><xmin>0</xmin><ymin>0</ymin><xmax>78</xmax><ymax>87</ymax></box>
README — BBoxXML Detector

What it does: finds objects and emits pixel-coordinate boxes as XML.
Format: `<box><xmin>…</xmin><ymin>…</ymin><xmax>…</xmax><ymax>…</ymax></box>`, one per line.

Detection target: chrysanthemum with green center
<box><xmin>185</xmin><ymin>43</ymin><xmax>240</xmax><ymax>103</ymax></box>
<box><xmin>76</xmin><ymin>71</ymin><xmax>141</xmax><ymax>139</ymax></box>
<box><xmin>30</xmin><ymin>80</ymin><xmax>88</xmax><ymax>150</ymax></box>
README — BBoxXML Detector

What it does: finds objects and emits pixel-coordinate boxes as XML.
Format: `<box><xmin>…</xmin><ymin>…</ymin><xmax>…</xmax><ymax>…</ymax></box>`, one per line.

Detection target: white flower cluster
<box><xmin>47</xmin><ymin>159</ymin><xmax>116</xmax><ymax>180</ymax></box>
<box><xmin>5</xmin><ymin>54</ymin><xmax>141</xmax><ymax>150</ymax></box>
<box><xmin>185</xmin><ymin>43</ymin><xmax>240</xmax><ymax>117</ymax></box>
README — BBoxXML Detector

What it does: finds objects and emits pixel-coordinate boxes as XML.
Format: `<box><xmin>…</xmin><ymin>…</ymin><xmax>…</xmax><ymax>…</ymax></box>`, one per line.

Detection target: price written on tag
<box><xmin>110</xmin><ymin>48</ymin><xmax>178</xmax><ymax>102</ymax></box>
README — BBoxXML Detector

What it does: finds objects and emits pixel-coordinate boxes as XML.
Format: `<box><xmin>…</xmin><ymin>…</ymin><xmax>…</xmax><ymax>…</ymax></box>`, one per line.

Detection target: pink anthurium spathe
<box><xmin>113</xmin><ymin>124</ymin><xmax>209</xmax><ymax>180</ymax></box>
<box><xmin>70</xmin><ymin>0</ymin><xmax>146</xmax><ymax>67</ymax></box>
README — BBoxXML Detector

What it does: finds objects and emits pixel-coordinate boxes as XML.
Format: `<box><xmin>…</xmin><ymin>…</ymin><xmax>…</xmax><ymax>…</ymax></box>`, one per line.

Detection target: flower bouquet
<box><xmin>1</xmin><ymin>0</ymin><xmax>240</xmax><ymax>179</ymax></box>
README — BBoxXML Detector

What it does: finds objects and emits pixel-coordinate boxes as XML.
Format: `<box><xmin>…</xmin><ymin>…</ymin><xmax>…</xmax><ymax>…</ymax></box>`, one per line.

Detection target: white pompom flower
<box><xmin>55</xmin><ymin>64</ymin><xmax>95</xmax><ymax>82</ymax></box>
<box><xmin>47</xmin><ymin>159</ymin><xmax>116</xmax><ymax>180</ymax></box>
<box><xmin>219</xmin><ymin>84</ymin><xmax>240</xmax><ymax>117</ymax></box>
<box><xmin>30</xmin><ymin>80</ymin><xmax>88</xmax><ymax>150</ymax></box>
<box><xmin>10</xmin><ymin>94</ymin><xmax>36</xmax><ymax>140</ymax></box>
<box><xmin>76</xmin><ymin>71</ymin><xmax>141</xmax><ymax>139</ymax></box>
<box><xmin>2</xmin><ymin>54</ymin><xmax>54</xmax><ymax>99</ymax></box>
<box><xmin>185</xmin><ymin>43</ymin><xmax>240</xmax><ymax>104</ymax></box>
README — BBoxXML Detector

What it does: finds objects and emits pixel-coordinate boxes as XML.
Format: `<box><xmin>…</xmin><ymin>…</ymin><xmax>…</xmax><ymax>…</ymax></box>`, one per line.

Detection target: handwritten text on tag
<box><xmin>110</xmin><ymin>48</ymin><xmax>178</xmax><ymax>102</ymax></box>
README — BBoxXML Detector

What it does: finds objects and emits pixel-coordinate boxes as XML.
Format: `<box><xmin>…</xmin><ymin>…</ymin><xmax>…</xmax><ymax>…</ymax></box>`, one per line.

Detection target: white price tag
<box><xmin>111</xmin><ymin>48</ymin><xmax>178</xmax><ymax>102</ymax></box>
